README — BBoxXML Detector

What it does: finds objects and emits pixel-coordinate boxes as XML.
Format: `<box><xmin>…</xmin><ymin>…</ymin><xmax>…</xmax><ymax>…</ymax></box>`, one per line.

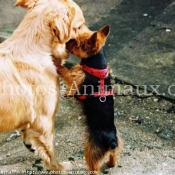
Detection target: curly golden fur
<box><xmin>0</xmin><ymin>0</ymin><xmax>90</xmax><ymax>172</ymax></box>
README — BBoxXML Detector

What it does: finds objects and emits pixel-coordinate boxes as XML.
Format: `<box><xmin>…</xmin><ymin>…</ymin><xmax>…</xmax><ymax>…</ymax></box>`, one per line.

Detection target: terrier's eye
<box><xmin>81</xmin><ymin>43</ymin><xmax>85</xmax><ymax>50</ymax></box>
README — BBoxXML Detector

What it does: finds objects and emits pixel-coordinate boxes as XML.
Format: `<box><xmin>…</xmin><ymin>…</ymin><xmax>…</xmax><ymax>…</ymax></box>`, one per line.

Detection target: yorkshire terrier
<box><xmin>57</xmin><ymin>25</ymin><xmax>123</xmax><ymax>174</ymax></box>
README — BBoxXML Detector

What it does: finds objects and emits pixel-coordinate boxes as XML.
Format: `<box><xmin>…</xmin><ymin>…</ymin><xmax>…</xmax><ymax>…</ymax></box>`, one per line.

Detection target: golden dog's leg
<box><xmin>21</xmin><ymin>119</ymin><xmax>72</xmax><ymax>172</ymax></box>
<box><xmin>55</xmin><ymin>64</ymin><xmax>81</xmax><ymax>96</ymax></box>
<box><xmin>53</xmin><ymin>59</ymin><xmax>73</xmax><ymax>88</ymax></box>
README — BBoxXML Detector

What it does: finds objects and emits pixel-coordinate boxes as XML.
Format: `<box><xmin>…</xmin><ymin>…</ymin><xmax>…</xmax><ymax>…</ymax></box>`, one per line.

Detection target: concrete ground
<box><xmin>0</xmin><ymin>0</ymin><xmax>175</xmax><ymax>175</ymax></box>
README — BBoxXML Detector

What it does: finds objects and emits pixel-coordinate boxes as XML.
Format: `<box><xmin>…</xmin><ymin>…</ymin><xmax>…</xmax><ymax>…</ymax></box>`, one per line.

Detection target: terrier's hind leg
<box><xmin>107</xmin><ymin>131</ymin><xmax>123</xmax><ymax>168</ymax></box>
<box><xmin>84</xmin><ymin>140</ymin><xmax>105</xmax><ymax>175</ymax></box>
<box><xmin>106</xmin><ymin>147</ymin><xmax>120</xmax><ymax>168</ymax></box>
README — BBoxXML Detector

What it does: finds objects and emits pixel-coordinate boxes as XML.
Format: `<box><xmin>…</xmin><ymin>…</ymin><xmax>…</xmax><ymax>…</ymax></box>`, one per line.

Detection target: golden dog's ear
<box><xmin>14</xmin><ymin>0</ymin><xmax>38</xmax><ymax>9</ymax></box>
<box><xmin>51</xmin><ymin>7</ymin><xmax>75</xmax><ymax>44</ymax></box>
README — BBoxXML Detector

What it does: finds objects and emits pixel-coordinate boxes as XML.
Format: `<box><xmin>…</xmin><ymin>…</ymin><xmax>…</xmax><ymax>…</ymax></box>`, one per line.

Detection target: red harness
<box><xmin>76</xmin><ymin>64</ymin><xmax>114</xmax><ymax>102</ymax></box>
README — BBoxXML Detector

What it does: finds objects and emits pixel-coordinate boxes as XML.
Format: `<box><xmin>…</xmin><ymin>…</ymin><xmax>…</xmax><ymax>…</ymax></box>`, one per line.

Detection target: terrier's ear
<box><xmin>14</xmin><ymin>0</ymin><xmax>38</xmax><ymax>9</ymax></box>
<box><xmin>88</xmin><ymin>32</ymin><xmax>97</xmax><ymax>45</ymax></box>
<box><xmin>99</xmin><ymin>25</ymin><xmax>110</xmax><ymax>37</ymax></box>
<box><xmin>66</xmin><ymin>39</ymin><xmax>78</xmax><ymax>51</ymax></box>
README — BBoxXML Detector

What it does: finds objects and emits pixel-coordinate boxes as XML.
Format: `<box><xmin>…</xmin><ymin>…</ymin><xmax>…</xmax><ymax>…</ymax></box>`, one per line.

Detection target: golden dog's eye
<box><xmin>78</xmin><ymin>25</ymin><xmax>82</xmax><ymax>30</ymax></box>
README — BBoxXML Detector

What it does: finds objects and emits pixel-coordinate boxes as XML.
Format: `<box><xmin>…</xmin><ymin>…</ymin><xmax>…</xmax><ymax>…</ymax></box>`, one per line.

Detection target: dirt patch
<box><xmin>0</xmin><ymin>82</ymin><xmax>175</xmax><ymax>175</ymax></box>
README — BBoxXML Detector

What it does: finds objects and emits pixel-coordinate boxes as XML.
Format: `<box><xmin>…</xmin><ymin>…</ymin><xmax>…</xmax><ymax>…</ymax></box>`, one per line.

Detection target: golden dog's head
<box><xmin>14</xmin><ymin>0</ymin><xmax>90</xmax><ymax>44</ymax></box>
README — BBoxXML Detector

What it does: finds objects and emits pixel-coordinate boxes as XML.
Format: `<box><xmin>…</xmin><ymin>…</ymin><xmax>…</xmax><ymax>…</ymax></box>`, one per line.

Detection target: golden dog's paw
<box><xmin>61</xmin><ymin>161</ymin><xmax>72</xmax><ymax>171</ymax></box>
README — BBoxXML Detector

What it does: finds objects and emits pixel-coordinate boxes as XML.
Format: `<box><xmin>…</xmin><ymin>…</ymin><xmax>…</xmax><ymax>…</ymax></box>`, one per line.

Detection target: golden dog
<box><xmin>0</xmin><ymin>0</ymin><xmax>90</xmax><ymax>172</ymax></box>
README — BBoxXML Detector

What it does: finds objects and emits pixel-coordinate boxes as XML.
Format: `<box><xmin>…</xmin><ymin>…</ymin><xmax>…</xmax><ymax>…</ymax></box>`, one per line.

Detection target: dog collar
<box><xmin>75</xmin><ymin>63</ymin><xmax>114</xmax><ymax>102</ymax></box>
<box><xmin>81</xmin><ymin>63</ymin><xmax>109</xmax><ymax>79</ymax></box>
